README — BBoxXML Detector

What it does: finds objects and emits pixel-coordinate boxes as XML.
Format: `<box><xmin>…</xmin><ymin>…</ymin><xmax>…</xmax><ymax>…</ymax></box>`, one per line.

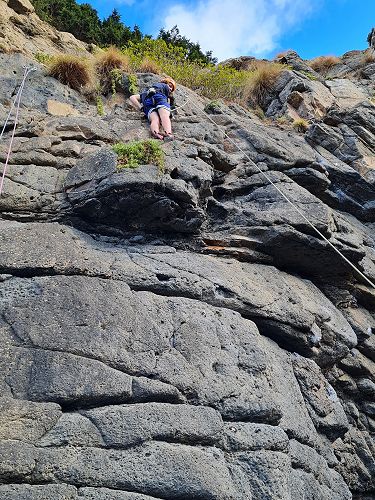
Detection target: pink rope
<box><xmin>0</xmin><ymin>67</ymin><xmax>33</xmax><ymax>197</ymax></box>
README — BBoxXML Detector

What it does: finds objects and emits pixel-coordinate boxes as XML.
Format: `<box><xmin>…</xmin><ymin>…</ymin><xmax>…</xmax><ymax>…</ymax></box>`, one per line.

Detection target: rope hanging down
<box><xmin>0</xmin><ymin>65</ymin><xmax>35</xmax><ymax>197</ymax></box>
<box><xmin>187</xmin><ymin>99</ymin><xmax>375</xmax><ymax>290</ymax></box>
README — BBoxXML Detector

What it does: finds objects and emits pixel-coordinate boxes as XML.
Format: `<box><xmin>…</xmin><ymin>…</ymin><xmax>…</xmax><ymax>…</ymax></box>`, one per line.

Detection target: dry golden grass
<box><xmin>244</xmin><ymin>62</ymin><xmax>285</xmax><ymax>107</ymax></box>
<box><xmin>361</xmin><ymin>49</ymin><xmax>375</xmax><ymax>65</ymax></box>
<box><xmin>48</xmin><ymin>55</ymin><xmax>91</xmax><ymax>91</ymax></box>
<box><xmin>95</xmin><ymin>47</ymin><xmax>130</xmax><ymax>93</ymax></box>
<box><xmin>309</xmin><ymin>55</ymin><xmax>340</xmax><ymax>74</ymax></box>
<box><xmin>138</xmin><ymin>57</ymin><xmax>161</xmax><ymax>74</ymax></box>
<box><xmin>292</xmin><ymin>118</ymin><xmax>309</xmax><ymax>133</ymax></box>
<box><xmin>275</xmin><ymin>51</ymin><xmax>290</xmax><ymax>61</ymax></box>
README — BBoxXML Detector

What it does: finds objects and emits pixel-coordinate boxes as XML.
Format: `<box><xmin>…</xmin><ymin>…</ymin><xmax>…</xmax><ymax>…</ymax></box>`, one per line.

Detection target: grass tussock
<box><xmin>113</xmin><ymin>140</ymin><xmax>165</xmax><ymax>173</ymax></box>
<box><xmin>361</xmin><ymin>49</ymin><xmax>375</xmax><ymax>65</ymax></box>
<box><xmin>292</xmin><ymin>118</ymin><xmax>309</xmax><ymax>133</ymax></box>
<box><xmin>95</xmin><ymin>47</ymin><xmax>130</xmax><ymax>94</ymax></box>
<box><xmin>308</xmin><ymin>55</ymin><xmax>340</xmax><ymax>75</ymax></box>
<box><xmin>243</xmin><ymin>62</ymin><xmax>285</xmax><ymax>107</ymax></box>
<box><xmin>46</xmin><ymin>37</ymin><xmax>286</xmax><ymax>113</ymax></box>
<box><xmin>275</xmin><ymin>51</ymin><xmax>289</xmax><ymax>60</ymax></box>
<box><xmin>48</xmin><ymin>54</ymin><xmax>91</xmax><ymax>91</ymax></box>
<box><xmin>137</xmin><ymin>57</ymin><xmax>161</xmax><ymax>74</ymax></box>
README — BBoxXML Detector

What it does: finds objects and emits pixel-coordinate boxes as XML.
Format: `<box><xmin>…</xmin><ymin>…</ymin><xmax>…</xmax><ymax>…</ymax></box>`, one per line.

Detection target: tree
<box><xmin>100</xmin><ymin>9</ymin><xmax>132</xmax><ymax>47</ymax></box>
<box><xmin>158</xmin><ymin>26</ymin><xmax>217</xmax><ymax>64</ymax></box>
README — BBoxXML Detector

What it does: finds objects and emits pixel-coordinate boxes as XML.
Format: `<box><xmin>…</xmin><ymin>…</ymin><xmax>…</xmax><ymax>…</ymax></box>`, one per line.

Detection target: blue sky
<box><xmin>80</xmin><ymin>0</ymin><xmax>375</xmax><ymax>61</ymax></box>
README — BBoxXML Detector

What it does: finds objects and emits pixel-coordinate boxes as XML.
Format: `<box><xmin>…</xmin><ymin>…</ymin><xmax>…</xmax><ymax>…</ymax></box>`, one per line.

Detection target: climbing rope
<box><xmin>0</xmin><ymin>65</ymin><xmax>35</xmax><ymax>197</ymax></box>
<box><xmin>186</xmin><ymin>99</ymin><xmax>375</xmax><ymax>290</ymax></box>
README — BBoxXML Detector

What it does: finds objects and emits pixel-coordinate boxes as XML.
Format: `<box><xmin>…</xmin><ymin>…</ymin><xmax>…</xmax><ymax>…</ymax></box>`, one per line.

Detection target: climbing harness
<box><xmin>185</xmin><ymin>98</ymin><xmax>375</xmax><ymax>290</ymax></box>
<box><xmin>0</xmin><ymin>65</ymin><xmax>35</xmax><ymax>197</ymax></box>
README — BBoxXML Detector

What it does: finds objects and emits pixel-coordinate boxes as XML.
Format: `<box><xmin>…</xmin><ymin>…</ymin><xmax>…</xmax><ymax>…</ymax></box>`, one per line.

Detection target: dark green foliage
<box><xmin>30</xmin><ymin>0</ymin><xmax>216</xmax><ymax>66</ymax></box>
<box><xmin>113</xmin><ymin>140</ymin><xmax>165</xmax><ymax>173</ymax></box>
<box><xmin>31</xmin><ymin>0</ymin><xmax>101</xmax><ymax>43</ymax></box>
<box><xmin>127</xmin><ymin>74</ymin><xmax>139</xmax><ymax>95</ymax></box>
<box><xmin>100</xmin><ymin>9</ymin><xmax>133</xmax><ymax>47</ymax></box>
<box><xmin>158</xmin><ymin>26</ymin><xmax>217</xmax><ymax>64</ymax></box>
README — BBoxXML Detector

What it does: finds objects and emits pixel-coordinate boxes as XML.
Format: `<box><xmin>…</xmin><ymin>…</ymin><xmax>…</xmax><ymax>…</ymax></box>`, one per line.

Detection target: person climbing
<box><xmin>129</xmin><ymin>77</ymin><xmax>176</xmax><ymax>141</ymax></box>
<box><xmin>367</xmin><ymin>27</ymin><xmax>375</xmax><ymax>54</ymax></box>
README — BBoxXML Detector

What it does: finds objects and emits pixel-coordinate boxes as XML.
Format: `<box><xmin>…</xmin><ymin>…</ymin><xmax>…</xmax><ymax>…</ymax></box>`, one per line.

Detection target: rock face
<box><xmin>0</xmin><ymin>0</ymin><xmax>91</xmax><ymax>57</ymax></box>
<box><xmin>0</xmin><ymin>15</ymin><xmax>374</xmax><ymax>500</ymax></box>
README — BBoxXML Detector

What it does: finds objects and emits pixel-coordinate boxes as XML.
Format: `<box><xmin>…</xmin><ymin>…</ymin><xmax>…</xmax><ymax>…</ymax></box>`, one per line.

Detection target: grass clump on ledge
<box><xmin>308</xmin><ymin>55</ymin><xmax>340</xmax><ymax>75</ymax></box>
<box><xmin>292</xmin><ymin>118</ymin><xmax>309</xmax><ymax>133</ymax></box>
<box><xmin>243</xmin><ymin>62</ymin><xmax>285</xmax><ymax>107</ymax></box>
<box><xmin>95</xmin><ymin>47</ymin><xmax>130</xmax><ymax>94</ymax></box>
<box><xmin>361</xmin><ymin>49</ymin><xmax>375</xmax><ymax>65</ymax></box>
<box><xmin>113</xmin><ymin>140</ymin><xmax>165</xmax><ymax>172</ymax></box>
<box><xmin>47</xmin><ymin>54</ymin><xmax>91</xmax><ymax>91</ymax></box>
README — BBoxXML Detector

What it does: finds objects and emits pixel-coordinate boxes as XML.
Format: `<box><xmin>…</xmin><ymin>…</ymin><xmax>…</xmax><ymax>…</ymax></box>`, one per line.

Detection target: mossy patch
<box><xmin>113</xmin><ymin>140</ymin><xmax>165</xmax><ymax>173</ymax></box>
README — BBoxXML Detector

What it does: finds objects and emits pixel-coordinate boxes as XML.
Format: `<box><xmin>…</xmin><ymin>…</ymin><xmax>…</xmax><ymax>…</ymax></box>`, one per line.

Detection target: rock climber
<box><xmin>129</xmin><ymin>77</ymin><xmax>176</xmax><ymax>141</ymax></box>
<box><xmin>367</xmin><ymin>27</ymin><xmax>375</xmax><ymax>53</ymax></box>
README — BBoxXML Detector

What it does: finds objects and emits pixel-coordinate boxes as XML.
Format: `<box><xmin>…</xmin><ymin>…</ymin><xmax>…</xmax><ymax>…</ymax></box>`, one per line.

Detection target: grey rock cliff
<box><xmin>0</xmin><ymin>9</ymin><xmax>375</xmax><ymax>499</ymax></box>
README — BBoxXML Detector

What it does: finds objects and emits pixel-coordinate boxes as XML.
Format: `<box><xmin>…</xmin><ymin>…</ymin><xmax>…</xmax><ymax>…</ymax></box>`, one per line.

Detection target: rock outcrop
<box><xmin>0</xmin><ymin>0</ymin><xmax>91</xmax><ymax>57</ymax></box>
<box><xmin>0</xmin><ymin>3</ymin><xmax>374</xmax><ymax>499</ymax></box>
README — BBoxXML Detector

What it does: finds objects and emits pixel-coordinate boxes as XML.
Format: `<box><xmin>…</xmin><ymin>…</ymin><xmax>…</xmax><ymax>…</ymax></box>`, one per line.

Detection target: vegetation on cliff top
<box><xmin>30</xmin><ymin>0</ymin><xmax>216</xmax><ymax>64</ymax></box>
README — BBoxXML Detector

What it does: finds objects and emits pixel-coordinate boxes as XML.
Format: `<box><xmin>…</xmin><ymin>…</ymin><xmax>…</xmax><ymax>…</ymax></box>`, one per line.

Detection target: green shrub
<box><xmin>204</xmin><ymin>99</ymin><xmax>221</xmax><ymax>113</ymax></box>
<box><xmin>113</xmin><ymin>140</ymin><xmax>165</xmax><ymax>173</ymax></box>
<box><xmin>96</xmin><ymin>95</ymin><xmax>104</xmax><ymax>116</ymax></box>
<box><xmin>110</xmin><ymin>68</ymin><xmax>122</xmax><ymax>96</ymax></box>
<box><xmin>298</xmin><ymin>70</ymin><xmax>318</xmax><ymax>81</ymax></box>
<box><xmin>95</xmin><ymin>46</ymin><xmax>129</xmax><ymax>95</ymax></box>
<box><xmin>127</xmin><ymin>74</ymin><xmax>139</xmax><ymax>94</ymax></box>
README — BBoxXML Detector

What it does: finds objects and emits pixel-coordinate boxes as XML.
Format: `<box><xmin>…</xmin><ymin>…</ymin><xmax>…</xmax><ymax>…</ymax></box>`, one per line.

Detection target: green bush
<box><xmin>96</xmin><ymin>95</ymin><xmax>104</xmax><ymax>116</ymax></box>
<box><xmin>113</xmin><ymin>140</ymin><xmax>165</xmax><ymax>172</ymax></box>
<box><xmin>204</xmin><ymin>100</ymin><xmax>221</xmax><ymax>113</ymax></box>
<box><xmin>127</xmin><ymin>74</ymin><xmax>139</xmax><ymax>94</ymax></box>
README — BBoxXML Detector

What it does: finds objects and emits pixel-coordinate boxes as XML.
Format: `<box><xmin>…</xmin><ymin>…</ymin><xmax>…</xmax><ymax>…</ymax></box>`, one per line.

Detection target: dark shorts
<box><xmin>143</xmin><ymin>94</ymin><xmax>170</xmax><ymax>121</ymax></box>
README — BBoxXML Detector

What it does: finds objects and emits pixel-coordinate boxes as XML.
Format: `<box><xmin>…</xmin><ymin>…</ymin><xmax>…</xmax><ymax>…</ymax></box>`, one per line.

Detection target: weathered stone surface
<box><xmin>0</xmin><ymin>37</ymin><xmax>374</xmax><ymax>500</ymax></box>
<box><xmin>8</xmin><ymin>0</ymin><xmax>34</xmax><ymax>13</ymax></box>
<box><xmin>38</xmin><ymin>413</ymin><xmax>106</xmax><ymax>447</ymax></box>
<box><xmin>0</xmin><ymin>484</ymin><xmax>77</xmax><ymax>500</ymax></box>
<box><xmin>65</xmin><ymin>151</ymin><xmax>207</xmax><ymax>233</ymax></box>
<box><xmin>1</xmin><ymin>347</ymin><xmax>133</xmax><ymax>405</ymax></box>
<box><xmin>84</xmin><ymin>403</ymin><xmax>223</xmax><ymax>447</ymax></box>
<box><xmin>292</xmin><ymin>355</ymin><xmax>350</xmax><ymax>439</ymax></box>
<box><xmin>32</xmin><ymin>441</ymin><xmax>238</xmax><ymax>499</ymax></box>
<box><xmin>232</xmin><ymin>450</ymin><xmax>291</xmax><ymax>500</ymax></box>
<box><xmin>326</xmin><ymin>79</ymin><xmax>368</xmax><ymax>108</ymax></box>
<box><xmin>0</xmin><ymin>398</ymin><xmax>61</xmax><ymax>442</ymax></box>
<box><xmin>0</xmin><ymin>223</ymin><xmax>357</xmax><ymax>365</ymax></box>
<box><xmin>0</xmin><ymin>2</ymin><xmax>90</xmax><ymax>57</ymax></box>
<box><xmin>79</xmin><ymin>489</ymin><xmax>158</xmax><ymax>500</ymax></box>
<box><xmin>221</xmin><ymin>422</ymin><xmax>289</xmax><ymax>452</ymax></box>
<box><xmin>267</xmin><ymin>69</ymin><xmax>335</xmax><ymax>120</ymax></box>
<box><xmin>47</xmin><ymin>99</ymin><xmax>80</xmax><ymax>117</ymax></box>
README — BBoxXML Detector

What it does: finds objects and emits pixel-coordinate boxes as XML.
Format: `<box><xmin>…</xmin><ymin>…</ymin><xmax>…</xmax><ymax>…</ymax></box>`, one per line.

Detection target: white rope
<box><xmin>188</xmin><ymin>99</ymin><xmax>375</xmax><ymax>290</ymax></box>
<box><xmin>0</xmin><ymin>66</ymin><xmax>35</xmax><ymax>197</ymax></box>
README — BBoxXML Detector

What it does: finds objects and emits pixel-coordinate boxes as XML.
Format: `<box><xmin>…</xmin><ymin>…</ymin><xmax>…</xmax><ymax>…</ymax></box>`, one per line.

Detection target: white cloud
<box><xmin>162</xmin><ymin>0</ymin><xmax>316</xmax><ymax>61</ymax></box>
